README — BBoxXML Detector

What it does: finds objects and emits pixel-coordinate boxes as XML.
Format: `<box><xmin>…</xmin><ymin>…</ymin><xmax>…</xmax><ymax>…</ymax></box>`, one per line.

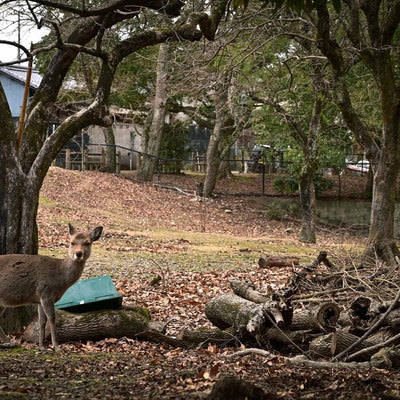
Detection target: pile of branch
<box><xmin>201</xmin><ymin>251</ymin><xmax>400</xmax><ymax>368</ymax></box>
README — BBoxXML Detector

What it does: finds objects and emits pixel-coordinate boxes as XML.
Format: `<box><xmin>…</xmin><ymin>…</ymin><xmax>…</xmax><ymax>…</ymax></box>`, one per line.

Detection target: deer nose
<box><xmin>75</xmin><ymin>251</ymin><xmax>83</xmax><ymax>259</ymax></box>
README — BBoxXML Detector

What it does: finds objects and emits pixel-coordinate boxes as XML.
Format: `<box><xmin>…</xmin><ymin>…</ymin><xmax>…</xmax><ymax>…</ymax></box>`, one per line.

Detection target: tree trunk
<box><xmin>297</xmin><ymin>58</ymin><xmax>325</xmax><ymax>244</ymax></box>
<box><xmin>365</xmin><ymin>161</ymin><xmax>400</xmax><ymax>264</ymax></box>
<box><xmin>298</xmin><ymin>176</ymin><xmax>316</xmax><ymax>243</ymax></box>
<box><xmin>136</xmin><ymin>43</ymin><xmax>169</xmax><ymax>181</ymax></box>
<box><xmin>177</xmin><ymin>327</ymin><xmax>237</xmax><ymax>347</ymax></box>
<box><xmin>205</xmin><ymin>293</ymin><xmax>293</xmax><ymax>343</ymax></box>
<box><xmin>313</xmin><ymin>1</ymin><xmax>400</xmax><ymax>264</ymax></box>
<box><xmin>309</xmin><ymin>331</ymin><xmax>375</xmax><ymax>361</ymax></box>
<box><xmin>203</xmin><ymin>84</ymin><xmax>235</xmax><ymax>197</ymax></box>
<box><xmin>205</xmin><ymin>293</ymin><xmax>257</xmax><ymax>331</ymax></box>
<box><xmin>100</xmin><ymin>126</ymin><xmax>117</xmax><ymax>173</ymax></box>
<box><xmin>0</xmin><ymin>83</ymin><xmax>40</xmax><ymax>255</ymax></box>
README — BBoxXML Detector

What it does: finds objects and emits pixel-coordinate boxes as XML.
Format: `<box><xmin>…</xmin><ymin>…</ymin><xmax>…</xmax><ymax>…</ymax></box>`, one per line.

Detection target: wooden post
<box><xmin>101</xmin><ymin>148</ymin><xmax>105</xmax><ymax>169</ymax></box>
<box><xmin>116</xmin><ymin>151</ymin><xmax>121</xmax><ymax>174</ymax></box>
<box><xmin>65</xmin><ymin>149</ymin><xmax>71</xmax><ymax>170</ymax></box>
<box><xmin>83</xmin><ymin>151</ymin><xmax>88</xmax><ymax>171</ymax></box>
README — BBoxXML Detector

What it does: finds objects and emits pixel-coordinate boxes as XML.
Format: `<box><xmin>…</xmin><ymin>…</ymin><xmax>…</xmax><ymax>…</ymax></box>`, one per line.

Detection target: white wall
<box><xmin>87</xmin><ymin>123</ymin><xmax>143</xmax><ymax>169</ymax></box>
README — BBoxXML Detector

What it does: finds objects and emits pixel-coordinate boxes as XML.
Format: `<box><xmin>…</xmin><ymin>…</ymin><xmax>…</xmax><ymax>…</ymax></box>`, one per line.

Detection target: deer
<box><xmin>0</xmin><ymin>223</ymin><xmax>103</xmax><ymax>348</ymax></box>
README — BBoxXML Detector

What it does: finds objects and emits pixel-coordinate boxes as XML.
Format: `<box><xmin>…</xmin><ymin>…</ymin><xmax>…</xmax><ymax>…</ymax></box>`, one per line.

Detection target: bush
<box><xmin>272</xmin><ymin>176</ymin><xmax>298</xmax><ymax>195</ymax></box>
<box><xmin>264</xmin><ymin>199</ymin><xmax>300</xmax><ymax>220</ymax></box>
<box><xmin>272</xmin><ymin>174</ymin><xmax>334</xmax><ymax>197</ymax></box>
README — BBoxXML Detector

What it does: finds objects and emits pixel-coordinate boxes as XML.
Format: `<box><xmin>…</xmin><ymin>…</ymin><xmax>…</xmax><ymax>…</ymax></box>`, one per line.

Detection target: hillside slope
<box><xmin>38</xmin><ymin>167</ymin><xmax>364</xmax><ymax>250</ymax></box>
<box><xmin>38</xmin><ymin>168</ymin><xmax>289</xmax><ymax>246</ymax></box>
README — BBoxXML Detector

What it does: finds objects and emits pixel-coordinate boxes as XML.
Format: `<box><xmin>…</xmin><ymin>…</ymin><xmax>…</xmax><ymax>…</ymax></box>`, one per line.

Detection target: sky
<box><xmin>0</xmin><ymin>18</ymin><xmax>48</xmax><ymax>64</ymax></box>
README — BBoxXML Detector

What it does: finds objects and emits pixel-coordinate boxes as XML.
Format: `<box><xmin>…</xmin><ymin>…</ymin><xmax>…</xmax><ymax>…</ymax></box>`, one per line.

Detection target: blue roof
<box><xmin>0</xmin><ymin>65</ymin><xmax>42</xmax><ymax>89</ymax></box>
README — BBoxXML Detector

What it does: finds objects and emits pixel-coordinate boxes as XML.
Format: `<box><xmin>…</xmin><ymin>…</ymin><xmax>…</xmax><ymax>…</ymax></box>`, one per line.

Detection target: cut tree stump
<box><xmin>23</xmin><ymin>305</ymin><xmax>165</xmax><ymax>344</ymax></box>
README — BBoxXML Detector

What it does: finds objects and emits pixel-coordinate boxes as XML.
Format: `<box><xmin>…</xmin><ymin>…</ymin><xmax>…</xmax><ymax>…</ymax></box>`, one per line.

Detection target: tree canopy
<box><xmin>0</xmin><ymin>0</ymin><xmax>230</xmax><ymax>254</ymax></box>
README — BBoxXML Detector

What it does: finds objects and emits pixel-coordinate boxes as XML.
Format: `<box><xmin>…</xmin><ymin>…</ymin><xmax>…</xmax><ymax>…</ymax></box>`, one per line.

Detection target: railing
<box><xmin>55</xmin><ymin>143</ymin><xmax>285</xmax><ymax>175</ymax></box>
<box><xmin>60</xmin><ymin>148</ymin><xmax>121</xmax><ymax>172</ymax></box>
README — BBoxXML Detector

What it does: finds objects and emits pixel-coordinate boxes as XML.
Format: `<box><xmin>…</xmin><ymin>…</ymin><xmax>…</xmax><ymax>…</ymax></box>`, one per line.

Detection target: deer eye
<box><xmin>71</xmin><ymin>242</ymin><xmax>75</xmax><ymax>246</ymax></box>
<box><xmin>84</xmin><ymin>241</ymin><xmax>90</xmax><ymax>246</ymax></box>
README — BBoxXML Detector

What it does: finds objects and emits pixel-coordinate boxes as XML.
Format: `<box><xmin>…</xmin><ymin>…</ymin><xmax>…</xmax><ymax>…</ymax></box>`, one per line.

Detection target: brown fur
<box><xmin>0</xmin><ymin>223</ymin><xmax>103</xmax><ymax>347</ymax></box>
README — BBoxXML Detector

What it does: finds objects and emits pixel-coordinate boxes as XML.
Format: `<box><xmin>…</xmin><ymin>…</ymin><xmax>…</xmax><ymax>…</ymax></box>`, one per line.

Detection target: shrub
<box><xmin>272</xmin><ymin>174</ymin><xmax>334</xmax><ymax>197</ymax></box>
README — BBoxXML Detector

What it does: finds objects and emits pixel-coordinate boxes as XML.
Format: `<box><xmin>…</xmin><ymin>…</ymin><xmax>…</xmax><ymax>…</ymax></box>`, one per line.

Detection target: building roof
<box><xmin>0</xmin><ymin>65</ymin><xmax>42</xmax><ymax>89</ymax></box>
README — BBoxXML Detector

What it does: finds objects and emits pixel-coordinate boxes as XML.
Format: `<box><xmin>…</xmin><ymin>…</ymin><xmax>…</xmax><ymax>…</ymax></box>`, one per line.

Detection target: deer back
<box><xmin>0</xmin><ymin>254</ymin><xmax>65</xmax><ymax>306</ymax></box>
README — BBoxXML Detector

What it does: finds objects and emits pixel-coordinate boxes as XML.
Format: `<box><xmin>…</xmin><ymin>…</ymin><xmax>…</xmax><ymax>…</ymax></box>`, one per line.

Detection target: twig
<box><xmin>292</xmin><ymin>296</ymin><xmax>354</xmax><ymax>303</ymax></box>
<box><xmin>286</xmin><ymin>355</ymin><xmax>378</xmax><ymax>370</ymax></box>
<box><xmin>225</xmin><ymin>348</ymin><xmax>274</xmax><ymax>358</ymax></box>
<box><xmin>292</xmin><ymin>287</ymin><xmax>355</xmax><ymax>300</ymax></box>
<box><xmin>153</xmin><ymin>183</ymin><xmax>194</xmax><ymax>196</ymax></box>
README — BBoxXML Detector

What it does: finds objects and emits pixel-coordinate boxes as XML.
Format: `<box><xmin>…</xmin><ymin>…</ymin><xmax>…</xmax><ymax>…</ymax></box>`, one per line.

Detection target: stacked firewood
<box><xmin>202</xmin><ymin>251</ymin><xmax>400</xmax><ymax>366</ymax></box>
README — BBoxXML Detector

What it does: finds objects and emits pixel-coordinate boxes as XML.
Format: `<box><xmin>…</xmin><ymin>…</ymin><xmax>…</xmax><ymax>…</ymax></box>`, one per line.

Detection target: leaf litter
<box><xmin>1</xmin><ymin>168</ymin><xmax>396</xmax><ymax>399</ymax></box>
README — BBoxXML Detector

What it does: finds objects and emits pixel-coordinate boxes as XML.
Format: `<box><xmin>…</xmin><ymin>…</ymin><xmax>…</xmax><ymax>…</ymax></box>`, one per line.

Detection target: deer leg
<box><xmin>37</xmin><ymin>304</ymin><xmax>47</xmax><ymax>347</ymax></box>
<box><xmin>40</xmin><ymin>299</ymin><xmax>58</xmax><ymax>348</ymax></box>
<box><xmin>0</xmin><ymin>307</ymin><xmax>9</xmax><ymax>343</ymax></box>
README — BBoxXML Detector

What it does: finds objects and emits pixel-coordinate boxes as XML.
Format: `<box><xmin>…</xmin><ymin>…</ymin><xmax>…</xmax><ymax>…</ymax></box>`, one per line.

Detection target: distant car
<box><xmin>346</xmin><ymin>160</ymin><xmax>370</xmax><ymax>175</ymax></box>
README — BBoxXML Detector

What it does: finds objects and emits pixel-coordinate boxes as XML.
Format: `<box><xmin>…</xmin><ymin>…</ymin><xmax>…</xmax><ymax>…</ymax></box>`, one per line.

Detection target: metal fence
<box><xmin>53</xmin><ymin>143</ymin><xmax>265</xmax><ymax>175</ymax></box>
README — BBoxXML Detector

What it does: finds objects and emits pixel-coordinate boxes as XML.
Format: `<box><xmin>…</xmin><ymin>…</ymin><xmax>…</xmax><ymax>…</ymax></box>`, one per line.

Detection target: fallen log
<box><xmin>286</xmin><ymin>355</ymin><xmax>380</xmax><ymax>369</ymax></box>
<box><xmin>363</xmin><ymin>345</ymin><xmax>400</xmax><ymax>368</ymax></box>
<box><xmin>230</xmin><ymin>280</ymin><xmax>270</xmax><ymax>303</ymax></box>
<box><xmin>205</xmin><ymin>293</ymin><xmax>293</xmax><ymax>341</ymax></box>
<box><xmin>385</xmin><ymin>307</ymin><xmax>400</xmax><ymax>330</ymax></box>
<box><xmin>23</xmin><ymin>305</ymin><xmax>165</xmax><ymax>344</ymax></box>
<box><xmin>260</xmin><ymin>327</ymin><xmax>317</xmax><ymax>350</ymax></box>
<box><xmin>366</xmin><ymin>327</ymin><xmax>394</xmax><ymax>345</ymax></box>
<box><xmin>258</xmin><ymin>255</ymin><xmax>299</xmax><ymax>268</ymax></box>
<box><xmin>332</xmin><ymin>288</ymin><xmax>400</xmax><ymax>361</ymax></box>
<box><xmin>204</xmin><ymin>293</ymin><xmax>258</xmax><ymax>331</ymax></box>
<box><xmin>348</xmin><ymin>296</ymin><xmax>382</xmax><ymax>331</ymax></box>
<box><xmin>290</xmin><ymin>302</ymin><xmax>340</xmax><ymax>332</ymax></box>
<box><xmin>309</xmin><ymin>331</ymin><xmax>375</xmax><ymax>360</ymax></box>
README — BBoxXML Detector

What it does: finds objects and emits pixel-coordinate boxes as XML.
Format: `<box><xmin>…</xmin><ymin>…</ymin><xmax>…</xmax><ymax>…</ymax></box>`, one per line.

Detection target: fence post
<box><xmin>101</xmin><ymin>148</ymin><xmax>105</xmax><ymax>169</ymax></box>
<box><xmin>83</xmin><ymin>151</ymin><xmax>88</xmax><ymax>171</ymax></box>
<box><xmin>65</xmin><ymin>148</ymin><xmax>71</xmax><ymax>170</ymax></box>
<box><xmin>116</xmin><ymin>151</ymin><xmax>121</xmax><ymax>174</ymax></box>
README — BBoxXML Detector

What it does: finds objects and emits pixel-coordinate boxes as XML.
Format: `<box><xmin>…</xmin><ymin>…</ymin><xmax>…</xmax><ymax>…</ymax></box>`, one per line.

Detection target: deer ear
<box><xmin>91</xmin><ymin>226</ymin><xmax>103</xmax><ymax>242</ymax></box>
<box><xmin>68</xmin><ymin>223</ymin><xmax>76</xmax><ymax>235</ymax></box>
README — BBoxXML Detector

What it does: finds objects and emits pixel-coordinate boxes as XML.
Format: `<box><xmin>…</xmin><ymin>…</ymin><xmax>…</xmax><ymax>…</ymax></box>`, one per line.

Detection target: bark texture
<box><xmin>137</xmin><ymin>42</ymin><xmax>169</xmax><ymax>181</ymax></box>
<box><xmin>23</xmin><ymin>306</ymin><xmax>164</xmax><ymax>344</ymax></box>
<box><xmin>203</xmin><ymin>81</ymin><xmax>235</xmax><ymax>197</ymax></box>
<box><xmin>313</xmin><ymin>0</ymin><xmax>400</xmax><ymax>263</ymax></box>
